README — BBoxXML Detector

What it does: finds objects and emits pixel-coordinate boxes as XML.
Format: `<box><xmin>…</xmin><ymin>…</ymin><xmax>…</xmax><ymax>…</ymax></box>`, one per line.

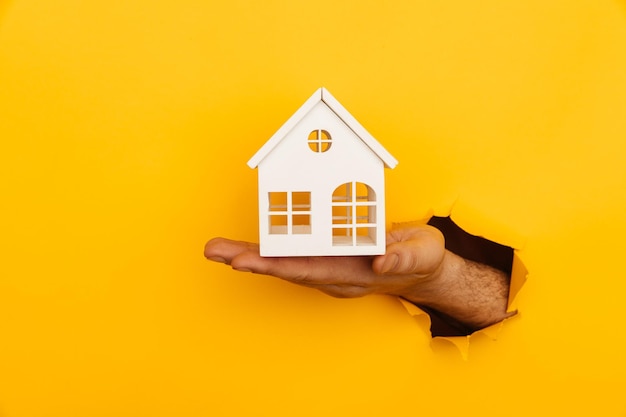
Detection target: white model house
<box><xmin>248</xmin><ymin>88</ymin><xmax>398</xmax><ymax>257</ymax></box>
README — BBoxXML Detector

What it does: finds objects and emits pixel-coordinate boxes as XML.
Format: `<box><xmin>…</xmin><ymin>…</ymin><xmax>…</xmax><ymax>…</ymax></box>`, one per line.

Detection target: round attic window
<box><xmin>308</xmin><ymin>129</ymin><xmax>332</xmax><ymax>153</ymax></box>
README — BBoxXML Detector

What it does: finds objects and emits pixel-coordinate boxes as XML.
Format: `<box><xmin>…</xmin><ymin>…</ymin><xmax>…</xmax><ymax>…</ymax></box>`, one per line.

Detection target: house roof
<box><xmin>247</xmin><ymin>88</ymin><xmax>398</xmax><ymax>169</ymax></box>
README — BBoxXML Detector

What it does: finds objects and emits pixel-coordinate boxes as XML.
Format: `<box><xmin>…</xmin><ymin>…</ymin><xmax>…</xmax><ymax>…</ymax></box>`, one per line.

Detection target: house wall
<box><xmin>257</xmin><ymin>102</ymin><xmax>386</xmax><ymax>256</ymax></box>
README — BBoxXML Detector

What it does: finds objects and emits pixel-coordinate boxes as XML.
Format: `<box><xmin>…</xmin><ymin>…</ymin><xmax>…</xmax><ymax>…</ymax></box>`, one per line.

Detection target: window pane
<box><xmin>332</xmin><ymin>226</ymin><xmax>352</xmax><ymax>237</ymax></box>
<box><xmin>356</xmin><ymin>227</ymin><xmax>371</xmax><ymax>236</ymax></box>
<box><xmin>292</xmin><ymin>192</ymin><xmax>311</xmax><ymax>211</ymax></box>
<box><xmin>269</xmin><ymin>215</ymin><xmax>288</xmax><ymax>234</ymax></box>
<box><xmin>332</xmin><ymin>205</ymin><xmax>351</xmax><ymax>224</ymax></box>
<box><xmin>292</xmin><ymin>214</ymin><xmax>310</xmax><ymax>226</ymax></box>
<box><xmin>292</xmin><ymin>215</ymin><xmax>311</xmax><ymax>234</ymax></box>
<box><xmin>308</xmin><ymin>142</ymin><xmax>319</xmax><ymax>152</ymax></box>
<box><xmin>332</xmin><ymin>182</ymin><xmax>351</xmax><ymax>202</ymax></box>
<box><xmin>269</xmin><ymin>192</ymin><xmax>287</xmax><ymax>211</ymax></box>
<box><xmin>355</xmin><ymin>182</ymin><xmax>375</xmax><ymax>201</ymax></box>
<box><xmin>356</xmin><ymin>205</ymin><xmax>371</xmax><ymax>223</ymax></box>
<box><xmin>356</xmin><ymin>227</ymin><xmax>376</xmax><ymax>246</ymax></box>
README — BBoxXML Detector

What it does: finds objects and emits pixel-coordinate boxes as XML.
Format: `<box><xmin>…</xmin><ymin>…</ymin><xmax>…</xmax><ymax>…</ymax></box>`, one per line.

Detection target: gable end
<box><xmin>247</xmin><ymin>88</ymin><xmax>398</xmax><ymax>169</ymax></box>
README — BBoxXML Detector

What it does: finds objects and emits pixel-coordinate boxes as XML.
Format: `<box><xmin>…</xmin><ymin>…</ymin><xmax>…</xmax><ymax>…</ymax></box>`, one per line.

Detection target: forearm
<box><xmin>398</xmin><ymin>250</ymin><xmax>514</xmax><ymax>332</ymax></box>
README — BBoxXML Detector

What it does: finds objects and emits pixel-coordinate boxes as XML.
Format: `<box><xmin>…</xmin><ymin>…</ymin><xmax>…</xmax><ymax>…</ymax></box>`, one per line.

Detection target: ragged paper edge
<box><xmin>399</xmin><ymin>299</ymin><xmax>470</xmax><ymax>359</ymax></box>
<box><xmin>399</xmin><ymin>299</ymin><xmax>521</xmax><ymax>360</ymax></box>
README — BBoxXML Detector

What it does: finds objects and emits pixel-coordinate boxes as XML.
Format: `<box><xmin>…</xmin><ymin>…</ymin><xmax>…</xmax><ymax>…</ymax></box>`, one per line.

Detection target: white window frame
<box><xmin>331</xmin><ymin>182</ymin><xmax>376</xmax><ymax>246</ymax></box>
<box><xmin>268</xmin><ymin>191</ymin><xmax>312</xmax><ymax>235</ymax></box>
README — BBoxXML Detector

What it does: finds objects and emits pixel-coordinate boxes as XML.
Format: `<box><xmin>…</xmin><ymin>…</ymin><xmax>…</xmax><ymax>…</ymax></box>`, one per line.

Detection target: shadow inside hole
<box><xmin>424</xmin><ymin>216</ymin><xmax>517</xmax><ymax>337</ymax></box>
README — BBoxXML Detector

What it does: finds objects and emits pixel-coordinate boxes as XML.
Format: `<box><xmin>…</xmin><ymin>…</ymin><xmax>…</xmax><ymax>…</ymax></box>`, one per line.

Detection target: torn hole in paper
<box><xmin>397</xmin><ymin>215</ymin><xmax>528</xmax><ymax>359</ymax></box>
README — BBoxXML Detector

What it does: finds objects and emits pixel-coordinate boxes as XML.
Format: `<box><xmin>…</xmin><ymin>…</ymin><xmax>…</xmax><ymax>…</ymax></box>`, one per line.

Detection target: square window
<box><xmin>267</xmin><ymin>191</ymin><xmax>312</xmax><ymax>235</ymax></box>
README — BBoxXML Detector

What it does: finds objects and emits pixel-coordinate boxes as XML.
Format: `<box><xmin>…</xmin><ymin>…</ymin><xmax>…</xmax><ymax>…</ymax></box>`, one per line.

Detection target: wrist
<box><xmin>397</xmin><ymin>250</ymin><xmax>512</xmax><ymax>331</ymax></box>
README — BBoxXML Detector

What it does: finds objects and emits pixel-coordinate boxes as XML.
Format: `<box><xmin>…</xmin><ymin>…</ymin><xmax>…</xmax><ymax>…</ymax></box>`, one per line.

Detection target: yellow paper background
<box><xmin>1</xmin><ymin>0</ymin><xmax>625</xmax><ymax>415</ymax></box>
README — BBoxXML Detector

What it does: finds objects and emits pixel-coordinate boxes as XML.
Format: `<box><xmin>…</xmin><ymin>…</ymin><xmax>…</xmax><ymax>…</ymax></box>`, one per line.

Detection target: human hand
<box><xmin>203</xmin><ymin>224</ymin><xmax>447</xmax><ymax>300</ymax></box>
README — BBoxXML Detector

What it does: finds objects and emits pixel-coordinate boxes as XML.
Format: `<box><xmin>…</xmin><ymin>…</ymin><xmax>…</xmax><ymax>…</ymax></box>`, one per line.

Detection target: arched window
<box><xmin>308</xmin><ymin>129</ymin><xmax>332</xmax><ymax>153</ymax></box>
<box><xmin>331</xmin><ymin>182</ymin><xmax>376</xmax><ymax>246</ymax></box>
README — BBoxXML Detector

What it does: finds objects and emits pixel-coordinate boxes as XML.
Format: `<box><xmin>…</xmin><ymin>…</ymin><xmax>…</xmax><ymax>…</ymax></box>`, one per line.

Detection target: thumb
<box><xmin>373</xmin><ymin>226</ymin><xmax>445</xmax><ymax>276</ymax></box>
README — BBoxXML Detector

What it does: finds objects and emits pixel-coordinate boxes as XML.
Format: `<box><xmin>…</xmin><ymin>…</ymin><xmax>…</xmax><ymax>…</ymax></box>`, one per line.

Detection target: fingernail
<box><xmin>381</xmin><ymin>253</ymin><xmax>399</xmax><ymax>274</ymax></box>
<box><xmin>232</xmin><ymin>266</ymin><xmax>252</xmax><ymax>273</ymax></box>
<box><xmin>207</xmin><ymin>256</ymin><xmax>227</xmax><ymax>264</ymax></box>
